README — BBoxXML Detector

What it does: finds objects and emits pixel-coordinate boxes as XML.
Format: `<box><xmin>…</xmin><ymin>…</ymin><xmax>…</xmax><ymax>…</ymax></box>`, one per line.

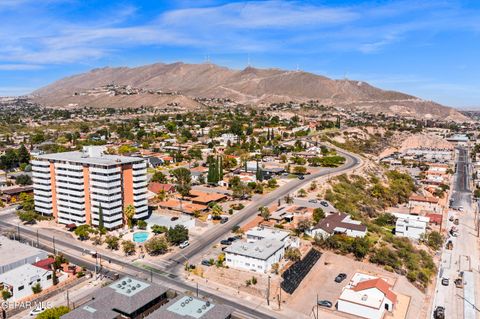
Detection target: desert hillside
<box><xmin>32</xmin><ymin>62</ymin><xmax>467</xmax><ymax>121</ymax></box>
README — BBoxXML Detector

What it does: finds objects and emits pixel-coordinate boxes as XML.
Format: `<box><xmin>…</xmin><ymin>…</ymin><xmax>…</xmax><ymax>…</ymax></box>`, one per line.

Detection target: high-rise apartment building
<box><xmin>32</xmin><ymin>146</ymin><xmax>148</xmax><ymax>229</ymax></box>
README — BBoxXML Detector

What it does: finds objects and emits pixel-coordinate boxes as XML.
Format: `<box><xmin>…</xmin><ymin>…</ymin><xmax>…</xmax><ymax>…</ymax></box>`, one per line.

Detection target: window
<box><xmin>18</xmin><ymin>286</ymin><xmax>24</xmax><ymax>291</ymax></box>
<box><xmin>245</xmin><ymin>263</ymin><xmax>250</xmax><ymax>266</ymax></box>
<box><xmin>47</xmin><ymin>274</ymin><xmax>52</xmax><ymax>280</ymax></box>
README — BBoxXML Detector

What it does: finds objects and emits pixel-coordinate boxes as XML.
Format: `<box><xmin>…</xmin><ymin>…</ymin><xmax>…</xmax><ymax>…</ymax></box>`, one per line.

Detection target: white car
<box><xmin>30</xmin><ymin>306</ymin><xmax>46</xmax><ymax>316</ymax></box>
<box><xmin>179</xmin><ymin>241</ymin><xmax>190</xmax><ymax>249</ymax></box>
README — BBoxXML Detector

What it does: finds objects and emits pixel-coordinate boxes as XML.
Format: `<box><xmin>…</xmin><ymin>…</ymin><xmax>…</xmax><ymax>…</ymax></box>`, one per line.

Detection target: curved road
<box><xmin>168</xmin><ymin>148</ymin><xmax>361</xmax><ymax>266</ymax></box>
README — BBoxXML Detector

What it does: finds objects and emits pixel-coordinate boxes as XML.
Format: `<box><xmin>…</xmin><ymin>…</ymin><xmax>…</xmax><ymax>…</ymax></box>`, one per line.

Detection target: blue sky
<box><xmin>1</xmin><ymin>0</ymin><xmax>480</xmax><ymax>108</ymax></box>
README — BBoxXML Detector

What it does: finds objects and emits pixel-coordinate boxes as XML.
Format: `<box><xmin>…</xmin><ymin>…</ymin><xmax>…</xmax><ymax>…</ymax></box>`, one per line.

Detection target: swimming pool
<box><xmin>132</xmin><ymin>231</ymin><xmax>149</xmax><ymax>243</ymax></box>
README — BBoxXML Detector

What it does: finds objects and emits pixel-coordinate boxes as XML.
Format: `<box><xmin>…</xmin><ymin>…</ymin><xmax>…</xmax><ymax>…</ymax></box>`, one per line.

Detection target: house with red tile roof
<box><xmin>148</xmin><ymin>182</ymin><xmax>175</xmax><ymax>194</ymax></box>
<box><xmin>338</xmin><ymin>273</ymin><xmax>397</xmax><ymax>319</ymax></box>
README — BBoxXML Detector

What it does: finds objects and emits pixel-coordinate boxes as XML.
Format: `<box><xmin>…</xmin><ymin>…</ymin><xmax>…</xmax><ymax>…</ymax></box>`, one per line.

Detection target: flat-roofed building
<box><xmin>0</xmin><ymin>236</ymin><xmax>48</xmax><ymax>274</ymax></box>
<box><xmin>145</xmin><ymin>294</ymin><xmax>233</xmax><ymax>319</ymax></box>
<box><xmin>0</xmin><ymin>264</ymin><xmax>55</xmax><ymax>301</ymax></box>
<box><xmin>61</xmin><ymin>277</ymin><xmax>169</xmax><ymax>319</ymax></box>
<box><xmin>32</xmin><ymin>146</ymin><xmax>148</xmax><ymax>229</ymax></box>
<box><xmin>394</xmin><ymin>213</ymin><xmax>429</xmax><ymax>240</ymax></box>
<box><xmin>224</xmin><ymin>239</ymin><xmax>285</xmax><ymax>273</ymax></box>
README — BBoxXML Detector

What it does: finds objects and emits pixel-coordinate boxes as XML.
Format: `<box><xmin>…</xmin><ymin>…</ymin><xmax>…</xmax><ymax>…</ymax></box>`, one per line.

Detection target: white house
<box><xmin>338</xmin><ymin>273</ymin><xmax>397</xmax><ymax>319</ymax></box>
<box><xmin>394</xmin><ymin>213</ymin><xmax>430</xmax><ymax>240</ymax></box>
<box><xmin>224</xmin><ymin>239</ymin><xmax>285</xmax><ymax>273</ymax></box>
<box><xmin>0</xmin><ymin>264</ymin><xmax>54</xmax><ymax>301</ymax></box>
<box><xmin>307</xmin><ymin>212</ymin><xmax>367</xmax><ymax>238</ymax></box>
<box><xmin>246</xmin><ymin>226</ymin><xmax>299</xmax><ymax>248</ymax></box>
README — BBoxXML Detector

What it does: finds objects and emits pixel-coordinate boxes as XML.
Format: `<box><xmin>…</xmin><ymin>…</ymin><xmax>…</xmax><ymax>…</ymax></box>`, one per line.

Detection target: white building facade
<box><xmin>224</xmin><ymin>239</ymin><xmax>285</xmax><ymax>273</ymax></box>
<box><xmin>32</xmin><ymin>146</ymin><xmax>148</xmax><ymax>229</ymax></box>
<box><xmin>394</xmin><ymin>213</ymin><xmax>429</xmax><ymax>240</ymax></box>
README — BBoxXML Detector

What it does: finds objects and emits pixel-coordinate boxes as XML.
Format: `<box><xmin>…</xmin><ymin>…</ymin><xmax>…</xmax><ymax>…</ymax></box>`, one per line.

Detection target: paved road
<box><xmin>166</xmin><ymin>149</ymin><xmax>361</xmax><ymax>267</ymax></box>
<box><xmin>0</xmin><ymin>220</ymin><xmax>275</xmax><ymax>319</ymax></box>
<box><xmin>0</xmin><ymin>146</ymin><xmax>361</xmax><ymax>319</ymax></box>
<box><xmin>431</xmin><ymin>147</ymin><xmax>479</xmax><ymax>319</ymax></box>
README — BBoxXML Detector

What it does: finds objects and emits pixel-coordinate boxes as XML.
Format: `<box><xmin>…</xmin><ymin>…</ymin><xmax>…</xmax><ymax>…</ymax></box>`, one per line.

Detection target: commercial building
<box><xmin>338</xmin><ymin>273</ymin><xmax>397</xmax><ymax>319</ymax></box>
<box><xmin>32</xmin><ymin>146</ymin><xmax>148</xmax><ymax>229</ymax></box>
<box><xmin>246</xmin><ymin>226</ymin><xmax>299</xmax><ymax>248</ymax></box>
<box><xmin>0</xmin><ymin>236</ymin><xmax>48</xmax><ymax>274</ymax></box>
<box><xmin>224</xmin><ymin>239</ymin><xmax>285</xmax><ymax>273</ymax></box>
<box><xmin>145</xmin><ymin>294</ymin><xmax>233</xmax><ymax>319</ymax></box>
<box><xmin>394</xmin><ymin>213</ymin><xmax>430</xmax><ymax>240</ymax></box>
<box><xmin>61</xmin><ymin>277</ymin><xmax>169</xmax><ymax>319</ymax></box>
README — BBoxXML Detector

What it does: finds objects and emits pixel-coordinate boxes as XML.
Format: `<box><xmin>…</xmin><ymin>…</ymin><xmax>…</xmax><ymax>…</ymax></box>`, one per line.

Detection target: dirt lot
<box><xmin>285</xmin><ymin>251</ymin><xmax>425</xmax><ymax>319</ymax></box>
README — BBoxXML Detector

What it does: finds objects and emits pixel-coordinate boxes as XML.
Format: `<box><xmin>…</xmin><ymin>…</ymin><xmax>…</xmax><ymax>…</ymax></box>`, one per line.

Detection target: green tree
<box><xmin>105</xmin><ymin>235</ymin><xmax>120</xmax><ymax>250</ymax></box>
<box><xmin>17</xmin><ymin>144</ymin><xmax>30</xmax><ymax>164</ymax></box>
<box><xmin>151</xmin><ymin>171</ymin><xmax>168</xmax><ymax>183</ymax></box>
<box><xmin>122</xmin><ymin>240</ymin><xmax>136</xmax><ymax>256</ymax></box>
<box><xmin>15</xmin><ymin>174</ymin><xmax>32</xmax><ymax>185</ymax></box>
<box><xmin>124</xmin><ymin>204</ymin><xmax>135</xmax><ymax>229</ymax></box>
<box><xmin>267</xmin><ymin>178</ymin><xmax>278</xmax><ymax>189</ymax></box>
<box><xmin>37</xmin><ymin>306</ymin><xmax>70</xmax><ymax>319</ymax></box>
<box><xmin>167</xmin><ymin>225</ymin><xmax>189</xmax><ymax>245</ymax></box>
<box><xmin>17</xmin><ymin>210</ymin><xmax>38</xmax><ymax>224</ymax></box>
<box><xmin>259</xmin><ymin>206</ymin><xmax>271</xmax><ymax>221</ymax></box>
<box><xmin>74</xmin><ymin>225</ymin><xmax>91</xmax><ymax>241</ymax></box>
<box><xmin>98</xmin><ymin>204</ymin><xmax>104</xmax><ymax>230</ymax></box>
<box><xmin>151</xmin><ymin>224</ymin><xmax>168</xmax><ymax>234</ymax></box>
<box><xmin>144</xmin><ymin>236</ymin><xmax>168</xmax><ymax>255</ymax></box>
<box><xmin>1</xmin><ymin>290</ymin><xmax>12</xmax><ymax>300</ymax></box>
<box><xmin>285</xmin><ymin>247</ymin><xmax>301</xmax><ymax>261</ymax></box>
<box><xmin>171</xmin><ymin>167</ymin><xmax>192</xmax><ymax>200</ymax></box>
<box><xmin>427</xmin><ymin>231</ymin><xmax>443</xmax><ymax>250</ymax></box>
<box><xmin>31</xmin><ymin>282</ymin><xmax>42</xmax><ymax>294</ymax></box>
<box><xmin>293</xmin><ymin>165</ymin><xmax>307</xmax><ymax>174</ymax></box>
<box><xmin>312</xmin><ymin>208</ymin><xmax>325</xmax><ymax>223</ymax></box>
<box><xmin>137</xmin><ymin>220</ymin><xmax>147</xmax><ymax>230</ymax></box>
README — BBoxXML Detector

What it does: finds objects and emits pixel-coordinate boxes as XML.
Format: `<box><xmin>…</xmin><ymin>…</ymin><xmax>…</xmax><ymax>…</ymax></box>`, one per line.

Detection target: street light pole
<box><xmin>52</xmin><ymin>236</ymin><xmax>56</xmax><ymax>255</ymax></box>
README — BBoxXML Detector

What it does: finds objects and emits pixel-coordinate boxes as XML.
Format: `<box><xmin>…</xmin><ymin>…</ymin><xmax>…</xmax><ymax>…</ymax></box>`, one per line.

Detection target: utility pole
<box><xmin>150</xmin><ymin>269</ymin><xmax>153</xmax><ymax>282</ymax></box>
<box><xmin>66</xmin><ymin>289</ymin><xmax>70</xmax><ymax>309</ymax></box>
<box><xmin>266</xmin><ymin>276</ymin><xmax>270</xmax><ymax>306</ymax></box>
<box><xmin>36</xmin><ymin>229</ymin><xmax>39</xmax><ymax>247</ymax></box>
<box><xmin>52</xmin><ymin>236</ymin><xmax>56</xmax><ymax>255</ymax></box>
<box><xmin>17</xmin><ymin>223</ymin><xmax>20</xmax><ymax>241</ymax></box>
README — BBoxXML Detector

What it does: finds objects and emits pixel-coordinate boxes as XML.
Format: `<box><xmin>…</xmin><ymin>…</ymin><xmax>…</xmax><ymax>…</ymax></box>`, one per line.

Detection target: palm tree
<box><xmin>124</xmin><ymin>205</ymin><xmax>135</xmax><ymax>229</ymax></box>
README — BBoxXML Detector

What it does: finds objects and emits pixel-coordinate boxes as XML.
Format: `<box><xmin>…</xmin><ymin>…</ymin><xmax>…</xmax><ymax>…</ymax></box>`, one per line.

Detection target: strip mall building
<box><xmin>32</xmin><ymin>146</ymin><xmax>148</xmax><ymax>229</ymax></box>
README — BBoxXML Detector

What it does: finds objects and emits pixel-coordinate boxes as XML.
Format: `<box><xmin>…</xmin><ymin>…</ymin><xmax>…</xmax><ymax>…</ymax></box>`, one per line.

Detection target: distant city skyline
<box><xmin>1</xmin><ymin>0</ymin><xmax>480</xmax><ymax>108</ymax></box>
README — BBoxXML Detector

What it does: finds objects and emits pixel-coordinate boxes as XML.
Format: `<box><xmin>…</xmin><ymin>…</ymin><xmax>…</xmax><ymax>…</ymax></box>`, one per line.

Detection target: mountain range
<box><xmin>32</xmin><ymin>62</ymin><xmax>467</xmax><ymax>121</ymax></box>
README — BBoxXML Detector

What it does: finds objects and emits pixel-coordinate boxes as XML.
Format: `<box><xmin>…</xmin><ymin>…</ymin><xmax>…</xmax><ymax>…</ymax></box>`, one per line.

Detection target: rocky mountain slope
<box><xmin>32</xmin><ymin>62</ymin><xmax>467</xmax><ymax>121</ymax></box>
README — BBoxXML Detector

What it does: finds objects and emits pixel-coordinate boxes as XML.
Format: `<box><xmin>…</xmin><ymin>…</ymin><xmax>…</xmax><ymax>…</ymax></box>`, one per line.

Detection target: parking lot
<box><xmin>285</xmin><ymin>251</ymin><xmax>423</xmax><ymax>319</ymax></box>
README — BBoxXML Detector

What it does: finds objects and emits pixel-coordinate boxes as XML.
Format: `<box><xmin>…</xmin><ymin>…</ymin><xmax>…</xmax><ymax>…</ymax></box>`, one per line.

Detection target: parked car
<box><xmin>334</xmin><ymin>273</ymin><xmax>347</xmax><ymax>283</ymax></box>
<box><xmin>220</xmin><ymin>239</ymin><xmax>232</xmax><ymax>245</ymax></box>
<box><xmin>308</xmin><ymin>199</ymin><xmax>318</xmax><ymax>203</ymax></box>
<box><xmin>449</xmin><ymin>216</ymin><xmax>454</xmax><ymax>222</ymax></box>
<box><xmin>171</xmin><ymin>216</ymin><xmax>179</xmax><ymax>221</ymax></box>
<box><xmin>298</xmin><ymin>175</ymin><xmax>305</xmax><ymax>180</ymax></box>
<box><xmin>201</xmin><ymin>260</ymin><xmax>212</xmax><ymax>267</ymax></box>
<box><xmin>434</xmin><ymin>306</ymin><xmax>445</xmax><ymax>319</ymax></box>
<box><xmin>179</xmin><ymin>241</ymin><xmax>189</xmax><ymax>249</ymax></box>
<box><xmin>317</xmin><ymin>300</ymin><xmax>333</xmax><ymax>308</ymax></box>
<box><xmin>220</xmin><ymin>217</ymin><xmax>229</xmax><ymax>224</ymax></box>
<box><xmin>454</xmin><ymin>278</ymin><xmax>464</xmax><ymax>288</ymax></box>
<box><xmin>30</xmin><ymin>306</ymin><xmax>46</xmax><ymax>316</ymax></box>
<box><xmin>441</xmin><ymin>278</ymin><xmax>449</xmax><ymax>286</ymax></box>
<box><xmin>320</xmin><ymin>201</ymin><xmax>329</xmax><ymax>207</ymax></box>
<box><xmin>227</xmin><ymin>237</ymin><xmax>238</xmax><ymax>242</ymax></box>
<box><xmin>454</xmin><ymin>218</ymin><xmax>459</xmax><ymax>225</ymax></box>
<box><xmin>458</xmin><ymin>206</ymin><xmax>464</xmax><ymax>212</ymax></box>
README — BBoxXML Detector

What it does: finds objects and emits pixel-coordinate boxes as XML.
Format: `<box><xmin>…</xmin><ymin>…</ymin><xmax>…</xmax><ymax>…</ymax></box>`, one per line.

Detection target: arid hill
<box><xmin>32</xmin><ymin>62</ymin><xmax>467</xmax><ymax>121</ymax></box>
